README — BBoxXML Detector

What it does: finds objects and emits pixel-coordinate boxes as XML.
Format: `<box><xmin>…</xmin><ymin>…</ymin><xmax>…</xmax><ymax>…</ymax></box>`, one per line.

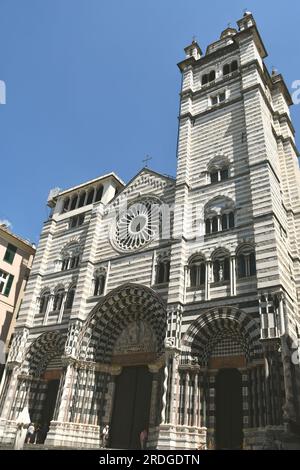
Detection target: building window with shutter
<box><xmin>4</xmin><ymin>243</ymin><xmax>17</xmax><ymax>264</ymax></box>
<box><xmin>0</xmin><ymin>270</ymin><xmax>14</xmax><ymax>296</ymax></box>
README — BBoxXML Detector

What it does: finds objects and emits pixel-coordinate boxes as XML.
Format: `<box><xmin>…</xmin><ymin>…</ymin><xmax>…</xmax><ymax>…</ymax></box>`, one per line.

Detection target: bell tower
<box><xmin>162</xmin><ymin>11</ymin><xmax>300</xmax><ymax>449</ymax></box>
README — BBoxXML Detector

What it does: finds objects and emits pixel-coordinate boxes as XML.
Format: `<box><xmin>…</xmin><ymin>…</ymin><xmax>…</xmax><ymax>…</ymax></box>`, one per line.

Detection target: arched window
<box><xmin>39</xmin><ymin>290</ymin><xmax>50</xmax><ymax>314</ymax></box>
<box><xmin>210</xmin><ymin>171</ymin><xmax>219</xmax><ymax>183</ymax></box>
<box><xmin>202</xmin><ymin>70</ymin><xmax>215</xmax><ymax>86</ymax></box>
<box><xmin>212</xmin><ymin>249</ymin><xmax>230</xmax><ymax>283</ymax></box>
<box><xmin>70</xmin><ymin>195</ymin><xmax>78</xmax><ymax>211</ymax></box>
<box><xmin>237</xmin><ymin>254</ymin><xmax>246</xmax><ymax>278</ymax></box>
<box><xmin>222</xmin><ymin>213</ymin><xmax>228</xmax><ymax>230</ymax></box>
<box><xmin>205</xmin><ymin>197</ymin><xmax>235</xmax><ymax>236</ymax></box>
<box><xmin>78</xmin><ymin>192</ymin><xmax>86</xmax><ymax>208</ymax></box>
<box><xmin>69</xmin><ymin>254</ymin><xmax>79</xmax><ymax>269</ymax></box>
<box><xmin>205</xmin><ymin>219</ymin><xmax>211</xmax><ymax>235</ymax></box>
<box><xmin>65</xmin><ymin>285</ymin><xmax>76</xmax><ymax>310</ymax></box>
<box><xmin>95</xmin><ymin>185</ymin><xmax>103</xmax><ymax>202</ymax></box>
<box><xmin>93</xmin><ymin>270</ymin><xmax>106</xmax><ymax>296</ymax></box>
<box><xmin>202</xmin><ymin>74</ymin><xmax>208</xmax><ymax>85</ymax></box>
<box><xmin>70</xmin><ymin>213</ymin><xmax>84</xmax><ymax>229</ymax></box>
<box><xmin>86</xmin><ymin>188</ymin><xmax>95</xmax><ymax>205</ymax></box>
<box><xmin>189</xmin><ymin>255</ymin><xmax>206</xmax><ymax>288</ymax></box>
<box><xmin>53</xmin><ymin>288</ymin><xmax>64</xmax><ymax>312</ymax></box>
<box><xmin>62</xmin><ymin>197</ymin><xmax>70</xmax><ymax>213</ymax></box>
<box><xmin>210</xmin><ymin>166</ymin><xmax>229</xmax><ymax>183</ymax></box>
<box><xmin>155</xmin><ymin>256</ymin><xmax>170</xmax><ymax>284</ymax></box>
<box><xmin>212</xmin><ymin>216</ymin><xmax>218</xmax><ymax>233</ymax></box>
<box><xmin>208</xmin><ymin>70</ymin><xmax>215</xmax><ymax>82</ymax></box>
<box><xmin>223</xmin><ymin>60</ymin><xmax>238</xmax><ymax>76</ymax></box>
<box><xmin>61</xmin><ymin>243</ymin><xmax>80</xmax><ymax>271</ymax></box>
<box><xmin>228</xmin><ymin>212</ymin><xmax>235</xmax><ymax>228</ymax></box>
<box><xmin>208</xmin><ymin>155</ymin><xmax>230</xmax><ymax>184</ymax></box>
<box><xmin>231</xmin><ymin>60</ymin><xmax>238</xmax><ymax>72</ymax></box>
<box><xmin>223</xmin><ymin>63</ymin><xmax>230</xmax><ymax>75</ymax></box>
<box><xmin>249</xmin><ymin>252</ymin><xmax>256</xmax><ymax>276</ymax></box>
<box><xmin>237</xmin><ymin>245</ymin><xmax>256</xmax><ymax>278</ymax></box>
<box><xmin>220</xmin><ymin>168</ymin><xmax>229</xmax><ymax>180</ymax></box>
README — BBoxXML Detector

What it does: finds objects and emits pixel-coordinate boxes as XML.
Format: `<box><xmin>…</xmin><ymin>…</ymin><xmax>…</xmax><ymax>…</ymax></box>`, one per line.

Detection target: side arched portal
<box><xmin>8</xmin><ymin>331</ymin><xmax>66</xmax><ymax>443</ymax></box>
<box><xmin>179</xmin><ymin>307</ymin><xmax>283</xmax><ymax>449</ymax></box>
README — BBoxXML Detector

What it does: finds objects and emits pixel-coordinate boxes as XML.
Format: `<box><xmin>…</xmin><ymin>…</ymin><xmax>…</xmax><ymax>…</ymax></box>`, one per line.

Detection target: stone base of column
<box><xmin>0</xmin><ymin>419</ymin><xmax>18</xmax><ymax>445</ymax></box>
<box><xmin>243</xmin><ymin>425</ymin><xmax>300</xmax><ymax>450</ymax></box>
<box><xmin>149</xmin><ymin>424</ymin><xmax>207</xmax><ymax>450</ymax></box>
<box><xmin>45</xmin><ymin>421</ymin><xmax>101</xmax><ymax>448</ymax></box>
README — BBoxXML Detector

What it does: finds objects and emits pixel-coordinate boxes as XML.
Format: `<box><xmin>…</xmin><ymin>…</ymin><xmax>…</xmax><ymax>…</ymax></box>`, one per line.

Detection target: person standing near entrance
<box><xmin>25</xmin><ymin>423</ymin><xmax>35</xmax><ymax>444</ymax></box>
<box><xmin>140</xmin><ymin>429</ymin><xmax>148</xmax><ymax>449</ymax></box>
<box><xmin>101</xmin><ymin>424</ymin><xmax>110</xmax><ymax>448</ymax></box>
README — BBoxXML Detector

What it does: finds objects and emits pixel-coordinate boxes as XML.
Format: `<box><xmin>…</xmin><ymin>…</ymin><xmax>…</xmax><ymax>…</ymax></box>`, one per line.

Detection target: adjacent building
<box><xmin>0</xmin><ymin>12</ymin><xmax>300</xmax><ymax>449</ymax></box>
<box><xmin>0</xmin><ymin>224</ymin><xmax>35</xmax><ymax>378</ymax></box>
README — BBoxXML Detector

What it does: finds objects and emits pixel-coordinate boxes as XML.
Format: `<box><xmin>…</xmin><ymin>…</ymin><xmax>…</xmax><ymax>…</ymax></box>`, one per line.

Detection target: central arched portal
<box><xmin>215</xmin><ymin>368</ymin><xmax>243</xmax><ymax>449</ymax></box>
<box><xmin>77</xmin><ymin>284</ymin><xmax>167</xmax><ymax>449</ymax></box>
<box><xmin>110</xmin><ymin>365</ymin><xmax>152</xmax><ymax>449</ymax></box>
<box><xmin>109</xmin><ymin>318</ymin><xmax>160</xmax><ymax>449</ymax></box>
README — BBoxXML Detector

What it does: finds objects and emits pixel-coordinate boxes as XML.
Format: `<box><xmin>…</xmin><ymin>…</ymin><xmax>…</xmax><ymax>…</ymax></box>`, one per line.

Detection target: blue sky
<box><xmin>0</xmin><ymin>0</ymin><xmax>299</xmax><ymax>243</ymax></box>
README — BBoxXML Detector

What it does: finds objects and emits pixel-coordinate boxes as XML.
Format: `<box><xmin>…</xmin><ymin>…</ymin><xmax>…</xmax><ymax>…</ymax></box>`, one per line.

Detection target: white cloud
<box><xmin>0</xmin><ymin>219</ymin><xmax>12</xmax><ymax>229</ymax></box>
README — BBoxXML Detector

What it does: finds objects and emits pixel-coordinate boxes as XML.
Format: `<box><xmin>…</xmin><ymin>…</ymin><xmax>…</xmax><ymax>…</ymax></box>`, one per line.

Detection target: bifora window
<box><xmin>155</xmin><ymin>256</ymin><xmax>171</xmax><ymax>284</ymax></box>
<box><xmin>210</xmin><ymin>92</ymin><xmax>226</xmax><ymax>106</ymax></box>
<box><xmin>189</xmin><ymin>256</ymin><xmax>206</xmax><ymax>288</ymax></box>
<box><xmin>212</xmin><ymin>249</ymin><xmax>230</xmax><ymax>283</ymax></box>
<box><xmin>65</xmin><ymin>285</ymin><xmax>76</xmax><ymax>310</ymax></box>
<box><xmin>69</xmin><ymin>214</ymin><xmax>85</xmax><ymax>229</ymax></box>
<box><xmin>237</xmin><ymin>245</ymin><xmax>257</xmax><ymax>278</ymax></box>
<box><xmin>204</xmin><ymin>197</ymin><xmax>235</xmax><ymax>235</ymax></box>
<box><xmin>202</xmin><ymin>70</ymin><xmax>216</xmax><ymax>86</ymax></box>
<box><xmin>93</xmin><ymin>269</ymin><xmax>106</xmax><ymax>296</ymax></box>
<box><xmin>223</xmin><ymin>60</ymin><xmax>238</xmax><ymax>76</ymax></box>
<box><xmin>39</xmin><ymin>290</ymin><xmax>50</xmax><ymax>314</ymax></box>
<box><xmin>208</xmin><ymin>154</ymin><xmax>230</xmax><ymax>184</ymax></box>
<box><xmin>61</xmin><ymin>243</ymin><xmax>81</xmax><ymax>271</ymax></box>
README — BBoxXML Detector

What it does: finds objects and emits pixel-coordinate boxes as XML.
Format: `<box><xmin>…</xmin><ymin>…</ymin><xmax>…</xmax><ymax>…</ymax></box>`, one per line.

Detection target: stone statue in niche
<box><xmin>113</xmin><ymin>320</ymin><xmax>156</xmax><ymax>354</ymax></box>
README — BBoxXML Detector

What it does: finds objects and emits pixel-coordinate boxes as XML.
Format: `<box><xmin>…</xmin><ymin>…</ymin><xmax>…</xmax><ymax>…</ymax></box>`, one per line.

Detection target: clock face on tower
<box><xmin>110</xmin><ymin>198</ymin><xmax>161</xmax><ymax>252</ymax></box>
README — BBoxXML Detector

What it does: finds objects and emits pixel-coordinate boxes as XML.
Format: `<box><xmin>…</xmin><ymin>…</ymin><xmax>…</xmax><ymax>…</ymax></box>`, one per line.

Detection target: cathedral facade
<box><xmin>1</xmin><ymin>12</ymin><xmax>300</xmax><ymax>449</ymax></box>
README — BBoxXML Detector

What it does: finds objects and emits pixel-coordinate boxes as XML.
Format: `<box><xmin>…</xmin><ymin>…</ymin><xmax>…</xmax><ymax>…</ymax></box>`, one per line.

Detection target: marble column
<box><xmin>57</xmin><ymin>292</ymin><xmax>67</xmax><ymax>323</ymax></box>
<box><xmin>43</xmin><ymin>294</ymin><xmax>54</xmax><ymax>326</ymax></box>
<box><xmin>148</xmin><ymin>365</ymin><xmax>161</xmax><ymax>427</ymax></box>
<box><xmin>56</xmin><ymin>360</ymin><xmax>76</xmax><ymax>423</ymax></box>
<box><xmin>103</xmin><ymin>366</ymin><xmax>121</xmax><ymax>426</ymax></box>
<box><xmin>205</xmin><ymin>262</ymin><xmax>211</xmax><ymax>301</ymax></box>
<box><xmin>230</xmin><ymin>256</ymin><xmax>236</xmax><ymax>296</ymax></box>
<box><xmin>0</xmin><ymin>366</ymin><xmax>20</xmax><ymax>420</ymax></box>
<box><xmin>193</xmin><ymin>372</ymin><xmax>199</xmax><ymax>427</ymax></box>
<box><xmin>160</xmin><ymin>358</ymin><xmax>169</xmax><ymax>424</ymax></box>
<box><xmin>183</xmin><ymin>371</ymin><xmax>190</xmax><ymax>426</ymax></box>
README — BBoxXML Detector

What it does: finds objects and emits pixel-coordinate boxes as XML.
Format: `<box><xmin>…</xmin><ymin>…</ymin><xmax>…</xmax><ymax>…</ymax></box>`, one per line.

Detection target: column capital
<box><xmin>109</xmin><ymin>365</ymin><xmax>122</xmax><ymax>376</ymax></box>
<box><xmin>148</xmin><ymin>364</ymin><xmax>161</xmax><ymax>374</ymax></box>
<box><xmin>164</xmin><ymin>337</ymin><xmax>181</xmax><ymax>358</ymax></box>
